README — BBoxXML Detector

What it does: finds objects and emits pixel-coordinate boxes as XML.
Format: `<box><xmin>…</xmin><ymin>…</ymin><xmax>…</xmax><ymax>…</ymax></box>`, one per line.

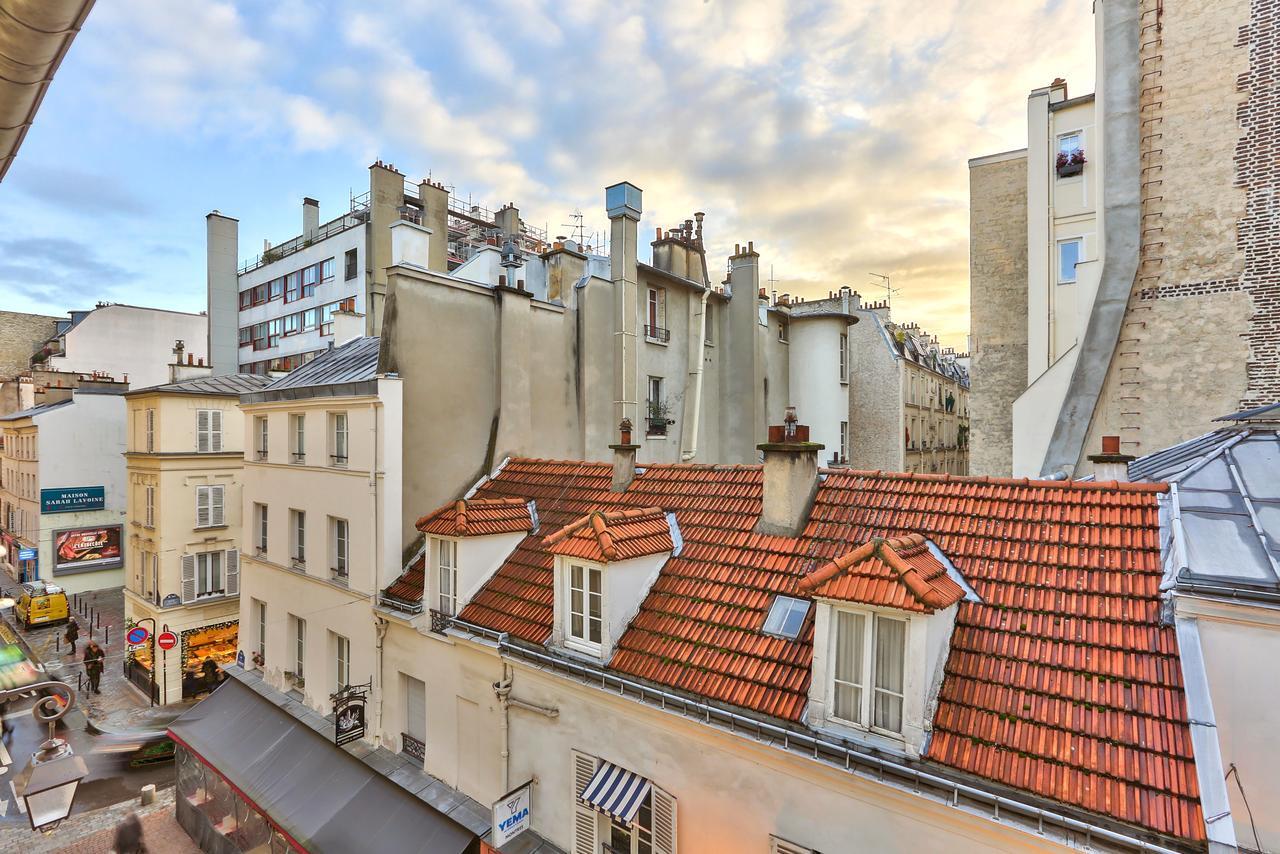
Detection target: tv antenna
<box><xmin>869</xmin><ymin>273</ymin><xmax>900</xmax><ymax>307</ymax></box>
<box><xmin>768</xmin><ymin>264</ymin><xmax>778</xmax><ymax>302</ymax></box>
<box><xmin>561</xmin><ymin>209</ymin><xmax>587</xmax><ymax>246</ymax></box>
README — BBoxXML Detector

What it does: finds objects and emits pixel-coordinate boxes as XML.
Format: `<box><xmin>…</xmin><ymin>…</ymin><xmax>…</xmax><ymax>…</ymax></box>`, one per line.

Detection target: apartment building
<box><xmin>970</xmin><ymin>0</ymin><xmax>1276</xmax><ymax>477</ymax></box>
<box><xmin>122</xmin><ymin>366</ymin><xmax>270</xmax><ymax>705</ymax></box>
<box><xmin>236</xmin><ymin>328</ymin><xmax>402</xmax><ymax>714</ymax></box>
<box><xmin>346</xmin><ymin>421</ymin><xmax>1218</xmax><ymax>852</ymax></box>
<box><xmin>0</xmin><ymin>381</ymin><xmax>129</xmax><ymax>593</ymax></box>
<box><xmin>35</xmin><ymin>303</ymin><xmax>208</xmax><ymax>390</ymax></box>
<box><xmin>207</xmin><ymin>161</ymin><xmax>547</xmax><ymax>376</ymax></box>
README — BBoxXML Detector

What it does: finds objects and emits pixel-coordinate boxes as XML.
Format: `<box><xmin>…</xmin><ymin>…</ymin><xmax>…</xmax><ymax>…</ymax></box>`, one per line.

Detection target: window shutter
<box><xmin>211</xmin><ymin>410</ymin><xmax>223</xmax><ymax>452</ymax></box>
<box><xmin>658</xmin><ymin>288</ymin><xmax>667</xmax><ymax>329</ymax></box>
<box><xmin>571</xmin><ymin>751</ymin><xmax>599</xmax><ymax>854</ymax></box>
<box><xmin>181</xmin><ymin>554</ymin><xmax>196</xmax><ymax>603</ymax></box>
<box><xmin>226</xmin><ymin>549</ymin><xmax>239</xmax><ymax>595</ymax></box>
<box><xmin>651</xmin><ymin>783</ymin><xmax>677</xmax><ymax>854</ymax></box>
<box><xmin>196</xmin><ymin>487</ymin><xmax>209</xmax><ymax>528</ymax></box>
<box><xmin>196</xmin><ymin>410</ymin><xmax>209</xmax><ymax>453</ymax></box>
<box><xmin>770</xmin><ymin>838</ymin><xmax>814</xmax><ymax>854</ymax></box>
<box><xmin>211</xmin><ymin>486</ymin><xmax>224</xmax><ymax>527</ymax></box>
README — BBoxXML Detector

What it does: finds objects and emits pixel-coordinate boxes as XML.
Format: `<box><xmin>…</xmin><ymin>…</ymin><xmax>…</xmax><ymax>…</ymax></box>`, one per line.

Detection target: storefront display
<box><xmin>181</xmin><ymin>621</ymin><xmax>238</xmax><ymax>699</ymax></box>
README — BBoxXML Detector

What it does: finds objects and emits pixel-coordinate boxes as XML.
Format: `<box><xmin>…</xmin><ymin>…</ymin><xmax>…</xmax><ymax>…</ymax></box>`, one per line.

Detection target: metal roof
<box><xmin>261</xmin><ymin>337</ymin><xmax>381</xmax><ymax>392</ymax></box>
<box><xmin>0</xmin><ymin>399</ymin><xmax>73</xmax><ymax>421</ymax></box>
<box><xmin>1129</xmin><ymin>426</ymin><xmax>1280</xmax><ymax>597</ymax></box>
<box><xmin>127</xmin><ymin>373</ymin><xmax>273</xmax><ymax>397</ymax></box>
<box><xmin>1213</xmin><ymin>401</ymin><xmax>1280</xmax><ymax>422</ymax></box>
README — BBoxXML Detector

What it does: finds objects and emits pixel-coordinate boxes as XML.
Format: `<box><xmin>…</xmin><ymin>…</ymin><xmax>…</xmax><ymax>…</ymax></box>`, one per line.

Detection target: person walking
<box><xmin>201</xmin><ymin>656</ymin><xmax>220</xmax><ymax>694</ymax></box>
<box><xmin>64</xmin><ymin>617</ymin><xmax>80</xmax><ymax>655</ymax></box>
<box><xmin>83</xmin><ymin>640</ymin><xmax>105</xmax><ymax>694</ymax></box>
<box><xmin>113</xmin><ymin>811</ymin><xmax>145</xmax><ymax>854</ymax></box>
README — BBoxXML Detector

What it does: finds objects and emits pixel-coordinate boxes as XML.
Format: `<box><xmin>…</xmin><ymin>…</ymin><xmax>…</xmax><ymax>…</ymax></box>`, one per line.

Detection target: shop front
<box><xmin>124</xmin><ymin>590</ymin><xmax>238</xmax><ymax>705</ymax></box>
<box><xmin>180</xmin><ymin>621</ymin><xmax>237</xmax><ymax>699</ymax></box>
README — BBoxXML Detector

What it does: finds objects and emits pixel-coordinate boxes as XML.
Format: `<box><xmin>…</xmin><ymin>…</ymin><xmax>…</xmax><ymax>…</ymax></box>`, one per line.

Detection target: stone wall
<box><xmin>0</xmin><ymin>309</ymin><xmax>57</xmax><ymax>379</ymax></box>
<box><xmin>846</xmin><ymin>311</ymin><xmax>904</xmax><ymax>471</ymax></box>
<box><xmin>1083</xmin><ymin>0</ymin><xmax>1254</xmax><ymax>467</ymax></box>
<box><xmin>967</xmin><ymin>153</ymin><xmax>1028</xmax><ymax>476</ymax></box>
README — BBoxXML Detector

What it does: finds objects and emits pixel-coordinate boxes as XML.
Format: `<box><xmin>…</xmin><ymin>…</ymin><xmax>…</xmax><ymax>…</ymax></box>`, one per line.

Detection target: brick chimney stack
<box><xmin>1087</xmin><ymin>435</ymin><xmax>1135</xmax><ymax>483</ymax></box>
<box><xmin>755</xmin><ymin>406</ymin><xmax>824</xmax><ymax>536</ymax></box>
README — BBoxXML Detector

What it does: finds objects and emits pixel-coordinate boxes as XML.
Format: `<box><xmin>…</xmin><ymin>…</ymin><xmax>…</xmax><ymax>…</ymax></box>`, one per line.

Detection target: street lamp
<box><xmin>8</xmin><ymin>680</ymin><xmax>89</xmax><ymax>831</ymax></box>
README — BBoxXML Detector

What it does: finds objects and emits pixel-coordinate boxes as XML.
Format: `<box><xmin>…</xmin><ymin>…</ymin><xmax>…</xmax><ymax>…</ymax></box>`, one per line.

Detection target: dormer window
<box><xmin>831</xmin><ymin>609</ymin><xmax>906</xmax><ymax>734</ymax></box>
<box><xmin>566</xmin><ymin>562</ymin><xmax>603</xmax><ymax>654</ymax></box>
<box><xmin>435</xmin><ymin>538</ymin><xmax>458</xmax><ymax>616</ymax></box>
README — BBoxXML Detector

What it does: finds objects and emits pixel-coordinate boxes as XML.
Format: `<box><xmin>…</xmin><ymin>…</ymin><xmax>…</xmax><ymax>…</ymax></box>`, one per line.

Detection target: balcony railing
<box><xmin>646</xmin><ymin>417</ymin><xmax>669</xmax><ymax>437</ymax></box>
<box><xmin>429</xmin><ymin>608</ymin><xmax>451</xmax><ymax>635</ymax></box>
<box><xmin>643</xmin><ymin>324</ymin><xmax>670</xmax><ymax>343</ymax></box>
<box><xmin>401</xmin><ymin>733</ymin><xmax>426</xmax><ymax>762</ymax></box>
<box><xmin>291</xmin><ymin>452</ymin><xmax>306</xmax><ymax>464</ymax></box>
<box><xmin>330</xmin><ymin>454</ymin><xmax>348</xmax><ymax>467</ymax></box>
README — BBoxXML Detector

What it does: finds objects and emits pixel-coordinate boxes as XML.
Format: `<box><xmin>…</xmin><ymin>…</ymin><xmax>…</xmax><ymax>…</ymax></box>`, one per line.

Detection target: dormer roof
<box><xmin>545</xmin><ymin>506</ymin><xmax>673</xmax><ymax>562</ymax></box>
<box><xmin>798</xmin><ymin>533</ymin><xmax>965</xmax><ymax>613</ymax></box>
<box><xmin>415</xmin><ymin>497</ymin><xmax>534</xmax><ymax>537</ymax></box>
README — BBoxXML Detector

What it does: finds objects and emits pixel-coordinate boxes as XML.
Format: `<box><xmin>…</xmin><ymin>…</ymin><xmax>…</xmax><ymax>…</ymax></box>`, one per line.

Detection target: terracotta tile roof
<box><xmin>384</xmin><ymin>550</ymin><xmax>425</xmax><ymax>605</ymax></box>
<box><xmin>397</xmin><ymin>460</ymin><xmax>1199</xmax><ymax>840</ymax></box>
<box><xmin>545</xmin><ymin>507</ymin><xmax>673</xmax><ymax>563</ymax></box>
<box><xmin>796</xmin><ymin>533</ymin><xmax>965</xmax><ymax>612</ymax></box>
<box><xmin>415</xmin><ymin>498</ymin><xmax>534</xmax><ymax>537</ymax></box>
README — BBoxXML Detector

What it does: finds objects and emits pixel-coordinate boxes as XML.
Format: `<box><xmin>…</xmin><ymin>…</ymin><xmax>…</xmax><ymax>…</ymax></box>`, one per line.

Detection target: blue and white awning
<box><xmin>579</xmin><ymin>760</ymin><xmax>652</xmax><ymax>825</ymax></box>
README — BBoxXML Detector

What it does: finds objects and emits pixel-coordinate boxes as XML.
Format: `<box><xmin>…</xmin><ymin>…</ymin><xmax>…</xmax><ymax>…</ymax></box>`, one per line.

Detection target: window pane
<box><xmin>1058</xmin><ymin>240</ymin><xmax>1080</xmax><ymax>283</ymax></box>
<box><xmin>873</xmin><ymin>616</ymin><xmax>906</xmax><ymax>733</ymax></box>
<box><xmin>833</xmin><ymin>611</ymin><xmax>865</xmax><ymax>723</ymax></box>
<box><xmin>1058</xmin><ymin>133</ymin><xmax>1080</xmax><ymax>154</ymax></box>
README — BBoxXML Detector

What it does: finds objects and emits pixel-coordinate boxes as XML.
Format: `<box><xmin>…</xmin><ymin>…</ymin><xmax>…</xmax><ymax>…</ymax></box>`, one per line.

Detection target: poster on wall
<box><xmin>53</xmin><ymin>525</ymin><xmax>123</xmax><ymax>573</ymax></box>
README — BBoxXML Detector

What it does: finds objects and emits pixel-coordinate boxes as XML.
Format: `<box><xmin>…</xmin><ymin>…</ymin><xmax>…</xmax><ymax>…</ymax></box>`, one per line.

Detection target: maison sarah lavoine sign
<box><xmin>40</xmin><ymin>486</ymin><xmax>105</xmax><ymax>514</ymax></box>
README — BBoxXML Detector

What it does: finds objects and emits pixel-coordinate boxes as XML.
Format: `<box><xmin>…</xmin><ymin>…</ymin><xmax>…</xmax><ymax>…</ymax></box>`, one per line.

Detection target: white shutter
<box><xmin>571</xmin><ymin>751</ymin><xmax>599</xmax><ymax>854</ymax></box>
<box><xmin>211</xmin><ymin>485</ymin><xmax>224</xmax><ymax>526</ymax></box>
<box><xmin>211</xmin><ymin>410</ymin><xmax>223</xmax><ymax>452</ymax></box>
<box><xmin>196</xmin><ymin>410</ymin><xmax>209</xmax><ymax>453</ymax></box>
<box><xmin>225</xmin><ymin>549</ymin><xmax>239</xmax><ymax>596</ymax></box>
<box><xmin>181</xmin><ymin>554</ymin><xmax>196</xmax><ymax>603</ymax></box>
<box><xmin>658</xmin><ymin>288</ymin><xmax>667</xmax><ymax>330</ymax></box>
<box><xmin>196</xmin><ymin>486</ymin><xmax>210</xmax><ymax>528</ymax></box>
<box><xmin>770</xmin><ymin>838</ymin><xmax>814</xmax><ymax>854</ymax></box>
<box><xmin>652</xmin><ymin>783</ymin><xmax>677</xmax><ymax>854</ymax></box>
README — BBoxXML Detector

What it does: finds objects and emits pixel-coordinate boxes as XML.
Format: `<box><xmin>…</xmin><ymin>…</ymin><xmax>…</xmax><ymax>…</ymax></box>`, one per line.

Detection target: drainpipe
<box><xmin>681</xmin><ymin>287</ymin><xmax>711</xmax><ymax>461</ymax></box>
<box><xmin>373</xmin><ymin>615</ymin><xmax>387</xmax><ymax>747</ymax></box>
<box><xmin>492</xmin><ymin>664</ymin><xmax>559</xmax><ymax>792</ymax></box>
<box><xmin>369</xmin><ymin>399</ymin><xmax>382</xmax><ymax>744</ymax></box>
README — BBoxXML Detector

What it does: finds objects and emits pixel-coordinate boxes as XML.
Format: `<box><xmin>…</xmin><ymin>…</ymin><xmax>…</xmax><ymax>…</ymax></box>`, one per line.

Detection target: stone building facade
<box><xmin>0</xmin><ymin>309</ymin><xmax>59</xmax><ymax>380</ymax></box>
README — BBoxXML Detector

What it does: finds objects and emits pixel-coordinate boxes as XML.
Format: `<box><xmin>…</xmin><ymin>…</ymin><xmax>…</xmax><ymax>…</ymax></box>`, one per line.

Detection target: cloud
<box><xmin>7</xmin><ymin>163</ymin><xmax>152</xmax><ymax>218</ymax></box>
<box><xmin>0</xmin><ymin>238</ymin><xmax>133</xmax><ymax>306</ymax></box>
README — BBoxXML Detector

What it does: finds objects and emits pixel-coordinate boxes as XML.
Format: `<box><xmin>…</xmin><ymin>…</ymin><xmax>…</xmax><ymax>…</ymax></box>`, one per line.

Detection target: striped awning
<box><xmin>579</xmin><ymin>760</ymin><xmax>652</xmax><ymax>825</ymax></box>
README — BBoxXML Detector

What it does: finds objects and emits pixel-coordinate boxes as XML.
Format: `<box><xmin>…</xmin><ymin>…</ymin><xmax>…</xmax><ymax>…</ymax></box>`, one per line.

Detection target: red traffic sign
<box><xmin>156</xmin><ymin>631</ymin><xmax>178</xmax><ymax>651</ymax></box>
<box><xmin>126</xmin><ymin>626</ymin><xmax>150</xmax><ymax>646</ymax></box>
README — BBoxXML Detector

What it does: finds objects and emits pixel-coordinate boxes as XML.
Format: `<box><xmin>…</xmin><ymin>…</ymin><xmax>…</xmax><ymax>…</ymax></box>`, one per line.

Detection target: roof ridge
<box><xmin>545</xmin><ymin>506</ymin><xmax>667</xmax><ymax>561</ymax></box>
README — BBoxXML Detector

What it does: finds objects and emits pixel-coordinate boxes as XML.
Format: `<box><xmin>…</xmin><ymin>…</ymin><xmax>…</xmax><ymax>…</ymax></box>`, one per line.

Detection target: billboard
<box><xmin>53</xmin><ymin>525</ymin><xmax>123</xmax><ymax>573</ymax></box>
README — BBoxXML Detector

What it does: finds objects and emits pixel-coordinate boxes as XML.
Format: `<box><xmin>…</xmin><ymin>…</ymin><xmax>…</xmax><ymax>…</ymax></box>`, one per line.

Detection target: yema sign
<box><xmin>491</xmin><ymin>780</ymin><xmax>532</xmax><ymax>846</ymax></box>
<box><xmin>40</xmin><ymin>486</ymin><xmax>105</xmax><ymax>514</ymax></box>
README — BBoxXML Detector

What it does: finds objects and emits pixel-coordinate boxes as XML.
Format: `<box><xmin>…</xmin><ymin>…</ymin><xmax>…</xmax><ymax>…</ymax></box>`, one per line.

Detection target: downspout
<box><xmin>492</xmin><ymin>664</ymin><xmax>559</xmax><ymax>792</ymax></box>
<box><xmin>681</xmin><ymin>288</ymin><xmax>711</xmax><ymax>461</ymax></box>
<box><xmin>369</xmin><ymin>398</ymin><xmax>383</xmax><ymax>745</ymax></box>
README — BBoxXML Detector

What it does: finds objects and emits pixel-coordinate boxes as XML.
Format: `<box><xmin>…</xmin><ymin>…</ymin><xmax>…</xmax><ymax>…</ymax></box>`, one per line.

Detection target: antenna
<box><xmin>768</xmin><ymin>264</ymin><xmax>778</xmax><ymax>302</ymax></box>
<box><xmin>560</xmin><ymin>208</ymin><xmax>587</xmax><ymax>246</ymax></box>
<box><xmin>868</xmin><ymin>273</ymin><xmax>900</xmax><ymax>307</ymax></box>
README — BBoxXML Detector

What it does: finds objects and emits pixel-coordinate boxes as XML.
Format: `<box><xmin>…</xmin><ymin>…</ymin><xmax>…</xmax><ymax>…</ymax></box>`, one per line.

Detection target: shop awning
<box><xmin>580</xmin><ymin>760</ymin><xmax>652</xmax><ymax>825</ymax></box>
<box><xmin>169</xmin><ymin>678</ymin><xmax>481</xmax><ymax>854</ymax></box>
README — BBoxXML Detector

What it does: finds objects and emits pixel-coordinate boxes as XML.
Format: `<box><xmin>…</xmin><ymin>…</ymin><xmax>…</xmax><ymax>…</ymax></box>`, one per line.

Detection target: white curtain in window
<box><xmin>833</xmin><ymin>611</ymin><xmax>864</xmax><ymax>722</ymax></box>
<box><xmin>873</xmin><ymin>616</ymin><xmax>906</xmax><ymax>733</ymax></box>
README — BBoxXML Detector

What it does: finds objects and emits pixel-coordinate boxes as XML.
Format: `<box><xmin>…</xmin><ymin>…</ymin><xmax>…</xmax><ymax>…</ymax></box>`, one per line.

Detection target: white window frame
<box><xmin>255</xmin><ymin>599</ymin><xmax>266</xmax><ymax>658</ymax></box>
<box><xmin>196</xmin><ymin>408</ymin><xmax>223</xmax><ymax>453</ymax></box>
<box><xmin>144</xmin><ymin>484</ymin><xmax>155</xmax><ymax>528</ymax></box>
<box><xmin>334</xmin><ymin>632</ymin><xmax>350</xmax><ymax>690</ymax></box>
<box><xmin>331</xmin><ymin>517</ymin><xmax>349</xmax><ymax>581</ymax></box>
<box><xmin>778</xmin><ymin>318</ymin><xmax>789</xmax><ymax>342</ymax></box>
<box><xmin>1057</xmin><ymin>238</ymin><xmax>1082</xmax><ymax>284</ymax></box>
<box><xmin>435</xmin><ymin>537</ymin><xmax>458</xmax><ymax>615</ymax></box>
<box><xmin>565</xmin><ymin>561</ymin><xmax>604</xmax><ymax>656</ymax></box>
<box><xmin>291</xmin><ymin>509</ymin><xmax>306</xmax><ymax>564</ymax></box>
<box><xmin>290</xmin><ymin>413</ymin><xmax>305</xmax><ymax>463</ymax></box>
<box><xmin>145</xmin><ymin>408</ymin><xmax>155</xmax><ymax>453</ymax></box>
<box><xmin>828</xmin><ymin>606</ymin><xmax>908</xmax><ymax>737</ymax></box>
<box><xmin>255</xmin><ymin>502</ymin><xmax>268</xmax><ymax>552</ymax></box>
<box><xmin>195</xmin><ymin>484</ymin><xmax>224</xmax><ymax>528</ymax></box>
<box><xmin>839</xmin><ymin>420</ymin><xmax>849</xmax><ymax>463</ymax></box>
<box><xmin>255</xmin><ymin>415</ymin><xmax>269</xmax><ymax>460</ymax></box>
<box><xmin>645</xmin><ymin>286</ymin><xmax>667</xmax><ymax>342</ymax></box>
<box><xmin>330</xmin><ymin>412</ymin><xmax>348</xmax><ymax>466</ymax></box>
<box><xmin>194</xmin><ymin>550</ymin><xmax>223</xmax><ymax>598</ymax></box>
<box><xmin>839</xmin><ymin>333</ymin><xmax>848</xmax><ymax>383</ymax></box>
<box><xmin>292</xmin><ymin>615</ymin><xmax>306</xmax><ymax>679</ymax></box>
<box><xmin>1057</xmin><ymin>131</ymin><xmax>1082</xmax><ymax>157</ymax></box>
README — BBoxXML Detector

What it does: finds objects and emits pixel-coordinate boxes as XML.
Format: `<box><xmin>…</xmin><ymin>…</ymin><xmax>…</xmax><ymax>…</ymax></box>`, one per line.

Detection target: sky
<box><xmin>0</xmin><ymin>0</ymin><xmax>1094</xmax><ymax>349</ymax></box>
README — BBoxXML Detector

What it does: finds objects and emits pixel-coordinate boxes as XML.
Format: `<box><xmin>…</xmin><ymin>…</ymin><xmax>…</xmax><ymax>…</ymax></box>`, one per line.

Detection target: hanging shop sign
<box><xmin>491</xmin><ymin>780</ymin><xmax>533</xmax><ymax>847</ymax></box>
<box><xmin>17</xmin><ymin>548</ymin><xmax>36</xmax><ymax>561</ymax></box>
<box><xmin>331</xmin><ymin>681</ymin><xmax>371</xmax><ymax>747</ymax></box>
<box><xmin>52</xmin><ymin>525</ymin><xmax>123</xmax><ymax>573</ymax></box>
<box><xmin>40</xmin><ymin>486</ymin><xmax>105</xmax><ymax>514</ymax></box>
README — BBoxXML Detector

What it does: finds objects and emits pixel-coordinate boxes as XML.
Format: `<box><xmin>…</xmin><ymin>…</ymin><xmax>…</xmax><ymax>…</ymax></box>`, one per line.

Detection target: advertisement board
<box><xmin>40</xmin><ymin>486</ymin><xmax>105</xmax><ymax>514</ymax></box>
<box><xmin>491</xmin><ymin>781</ymin><xmax>532</xmax><ymax>847</ymax></box>
<box><xmin>53</xmin><ymin>525</ymin><xmax>123</xmax><ymax>573</ymax></box>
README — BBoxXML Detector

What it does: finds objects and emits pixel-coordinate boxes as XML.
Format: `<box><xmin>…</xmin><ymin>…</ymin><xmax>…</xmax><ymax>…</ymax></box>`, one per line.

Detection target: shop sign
<box><xmin>17</xmin><ymin>548</ymin><xmax>36</xmax><ymax>561</ymax></box>
<box><xmin>331</xmin><ymin>681</ymin><xmax>370</xmax><ymax>747</ymax></box>
<box><xmin>491</xmin><ymin>780</ymin><xmax>533</xmax><ymax>846</ymax></box>
<box><xmin>40</xmin><ymin>486</ymin><xmax>105</xmax><ymax>514</ymax></box>
<box><xmin>53</xmin><ymin>525</ymin><xmax>123</xmax><ymax>572</ymax></box>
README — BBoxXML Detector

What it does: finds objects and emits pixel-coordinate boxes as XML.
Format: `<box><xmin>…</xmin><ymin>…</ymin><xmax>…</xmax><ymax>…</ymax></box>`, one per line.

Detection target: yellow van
<box><xmin>14</xmin><ymin>581</ymin><xmax>69</xmax><ymax>630</ymax></box>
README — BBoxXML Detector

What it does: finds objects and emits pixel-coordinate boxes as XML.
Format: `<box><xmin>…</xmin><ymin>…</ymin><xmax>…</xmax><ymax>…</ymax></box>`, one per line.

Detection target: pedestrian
<box><xmin>201</xmin><ymin>656</ymin><xmax>219</xmax><ymax>694</ymax></box>
<box><xmin>113</xmin><ymin>811</ymin><xmax>145</xmax><ymax>854</ymax></box>
<box><xmin>83</xmin><ymin>640</ymin><xmax>105</xmax><ymax>694</ymax></box>
<box><xmin>64</xmin><ymin>617</ymin><xmax>79</xmax><ymax>655</ymax></box>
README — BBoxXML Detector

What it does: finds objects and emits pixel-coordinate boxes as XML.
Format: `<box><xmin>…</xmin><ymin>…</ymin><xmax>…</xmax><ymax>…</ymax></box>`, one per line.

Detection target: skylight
<box><xmin>762</xmin><ymin>595</ymin><xmax>810</xmax><ymax>639</ymax></box>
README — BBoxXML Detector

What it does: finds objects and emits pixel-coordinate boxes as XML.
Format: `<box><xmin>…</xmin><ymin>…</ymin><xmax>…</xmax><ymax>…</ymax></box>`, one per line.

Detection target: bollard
<box><xmin>55</xmin><ymin>634</ymin><xmax>59</xmax><ymax>653</ymax></box>
<box><xmin>95</xmin><ymin>611</ymin><xmax>100</xmax><ymax>629</ymax></box>
<box><xmin>140</xmin><ymin>784</ymin><xmax>156</xmax><ymax>806</ymax></box>
<box><xmin>105</xmin><ymin>625</ymin><xmax>110</xmax><ymax>646</ymax></box>
<box><xmin>76</xmin><ymin>672</ymin><xmax>82</xmax><ymax>691</ymax></box>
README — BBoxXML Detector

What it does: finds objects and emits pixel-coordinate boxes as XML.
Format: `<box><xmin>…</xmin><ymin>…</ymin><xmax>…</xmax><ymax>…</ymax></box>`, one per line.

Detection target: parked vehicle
<box><xmin>14</xmin><ymin>581</ymin><xmax>69</xmax><ymax>630</ymax></box>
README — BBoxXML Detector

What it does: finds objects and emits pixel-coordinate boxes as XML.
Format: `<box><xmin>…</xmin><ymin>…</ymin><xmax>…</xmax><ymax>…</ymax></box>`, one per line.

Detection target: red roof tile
<box><xmin>416</xmin><ymin>497</ymin><xmax>533</xmax><ymax>537</ymax></box>
<box><xmin>797</xmin><ymin>533</ymin><xmax>965</xmax><ymax>612</ymax></box>
<box><xmin>396</xmin><ymin>460</ymin><xmax>1199</xmax><ymax>840</ymax></box>
<box><xmin>545</xmin><ymin>507</ymin><xmax>673</xmax><ymax>562</ymax></box>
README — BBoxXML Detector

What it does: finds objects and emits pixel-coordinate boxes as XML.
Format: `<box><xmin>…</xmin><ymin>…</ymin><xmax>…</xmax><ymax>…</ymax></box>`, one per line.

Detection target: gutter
<box><xmin>1041</xmin><ymin>0</ymin><xmax>1143</xmax><ymax>476</ymax></box>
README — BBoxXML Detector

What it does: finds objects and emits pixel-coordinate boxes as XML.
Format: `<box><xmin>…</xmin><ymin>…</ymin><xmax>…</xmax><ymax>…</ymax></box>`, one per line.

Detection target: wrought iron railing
<box><xmin>401</xmin><ymin>733</ymin><xmax>426</xmax><ymax>762</ymax></box>
<box><xmin>643</xmin><ymin>324</ymin><xmax>670</xmax><ymax>343</ymax></box>
<box><xmin>429</xmin><ymin>609</ymin><xmax>451</xmax><ymax>635</ymax></box>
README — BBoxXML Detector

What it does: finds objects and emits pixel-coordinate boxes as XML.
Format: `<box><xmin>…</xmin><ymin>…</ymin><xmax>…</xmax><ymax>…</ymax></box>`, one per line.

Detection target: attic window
<box><xmin>762</xmin><ymin>595</ymin><xmax>810</xmax><ymax>639</ymax></box>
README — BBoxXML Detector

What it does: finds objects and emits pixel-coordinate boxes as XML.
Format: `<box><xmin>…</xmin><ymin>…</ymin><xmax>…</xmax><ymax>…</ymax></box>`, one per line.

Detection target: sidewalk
<box><xmin>0</xmin><ymin>787</ymin><xmax>197</xmax><ymax>854</ymax></box>
<box><xmin>0</xmin><ymin>580</ymin><xmax>189</xmax><ymax>730</ymax></box>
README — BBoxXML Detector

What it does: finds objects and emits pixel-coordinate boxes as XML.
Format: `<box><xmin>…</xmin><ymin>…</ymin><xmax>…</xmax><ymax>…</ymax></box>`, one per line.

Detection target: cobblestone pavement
<box><xmin>0</xmin><ymin>786</ymin><xmax>197</xmax><ymax>853</ymax></box>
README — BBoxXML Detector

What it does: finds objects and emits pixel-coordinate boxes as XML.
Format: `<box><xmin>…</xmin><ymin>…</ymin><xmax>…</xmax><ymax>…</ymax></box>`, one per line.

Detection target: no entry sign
<box><xmin>126</xmin><ymin>626</ymin><xmax>149</xmax><ymax>645</ymax></box>
<box><xmin>156</xmin><ymin>631</ymin><xmax>178</xmax><ymax>651</ymax></box>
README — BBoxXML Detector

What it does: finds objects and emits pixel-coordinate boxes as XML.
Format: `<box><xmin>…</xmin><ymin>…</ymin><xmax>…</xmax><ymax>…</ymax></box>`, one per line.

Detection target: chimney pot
<box><xmin>1087</xmin><ymin>435</ymin><xmax>1135</xmax><ymax>483</ymax></box>
<box><xmin>609</xmin><ymin>420</ymin><xmax>641</xmax><ymax>492</ymax></box>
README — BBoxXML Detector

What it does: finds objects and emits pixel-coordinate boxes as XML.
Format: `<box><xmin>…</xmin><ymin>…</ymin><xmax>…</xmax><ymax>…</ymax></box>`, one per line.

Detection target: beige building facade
<box><xmin>122</xmin><ymin>370</ymin><xmax>270</xmax><ymax>704</ymax></box>
<box><xmin>969</xmin><ymin>0</ymin><xmax>1271</xmax><ymax>478</ymax></box>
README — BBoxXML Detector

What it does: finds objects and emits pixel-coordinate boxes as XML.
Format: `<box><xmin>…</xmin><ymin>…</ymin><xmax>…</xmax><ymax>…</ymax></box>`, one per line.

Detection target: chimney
<box><xmin>303</xmin><ymin>197</ymin><xmax>320</xmax><ymax>240</ymax></box>
<box><xmin>332</xmin><ymin>308</ymin><xmax>366</xmax><ymax>348</ymax></box>
<box><xmin>609</xmin><ymin>419</ymin><xmax>640</xmax><ymax>492</ymax></box>
<box><xmin>389</xmin><ymin>219</ymin><xmax>432</xmax><ymax>269</ymax></box>
<box><xmin>496</xmin><ymin>203</ymin><xmax>520</xmax><ymax>240</ymax></box>
<box><xmin>172</xmin><ymin>339</ymin><xmax>185</xmax><ymax>365</ymax></box>
<box><xmin>755</xmin><ymin>407</ymin><xmax>824</xmax><ymax>536</ymax></box>
<box><xmin>1087</xmin><ymin>435</ymin><xmax>1135</xmax><ymax>483</ymax></box>
<box><xmin>606</xmin><ymin>181</ymin><xmax>642</xmax><ymax>433</ymax></box>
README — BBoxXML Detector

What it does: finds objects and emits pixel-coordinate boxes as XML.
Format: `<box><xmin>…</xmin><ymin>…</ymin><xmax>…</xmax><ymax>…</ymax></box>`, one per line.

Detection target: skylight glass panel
<box><xmin>762</xmin><ymin>595</ymin><xmax>810</xmax><ymax>640</ymax></box>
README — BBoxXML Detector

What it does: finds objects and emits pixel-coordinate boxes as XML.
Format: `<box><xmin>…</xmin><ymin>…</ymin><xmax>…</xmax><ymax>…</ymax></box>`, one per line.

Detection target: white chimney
<box><xmin>390</xmin><ymin>220</ymin><xmax>432</xmax><ymax>269</ymax></box>
<box><xmin>1087</xmin><ymin>435</ymin><xmax>1134</xmax><ymax>483</ymax></box>
<box><xmin>303</xmin><ymin>197</ymin><xmax>320</xmax><ymax>240</ymax></box>
<box><xmin>332</xmin><ymin>310</ymin><xmax>366</xmax><ymax>348</ymax></box>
